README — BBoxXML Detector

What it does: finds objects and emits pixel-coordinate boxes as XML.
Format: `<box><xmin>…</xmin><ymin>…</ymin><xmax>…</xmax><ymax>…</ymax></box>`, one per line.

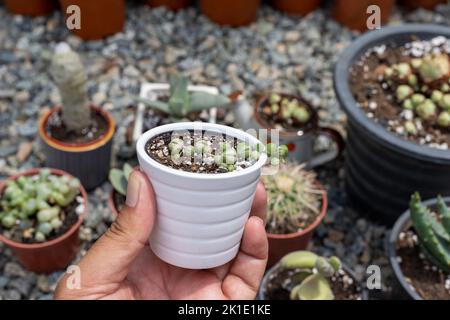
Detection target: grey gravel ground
<box><xmin>0</xmin><ymin>2</ymin><xmax>449</xmax><ymax>300</ymax></box>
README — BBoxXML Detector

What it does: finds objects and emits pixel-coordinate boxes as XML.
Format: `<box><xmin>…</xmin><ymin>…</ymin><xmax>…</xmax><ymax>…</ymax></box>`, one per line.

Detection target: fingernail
<box><xmin>126</xmin><ymin>172</ymin><xmax>140</xmax><ymax>208</ymax></box>
<box><xmin>253</xmin><ymin>216</ymin><xmax>265</xmax><ymax>227</ymax></box>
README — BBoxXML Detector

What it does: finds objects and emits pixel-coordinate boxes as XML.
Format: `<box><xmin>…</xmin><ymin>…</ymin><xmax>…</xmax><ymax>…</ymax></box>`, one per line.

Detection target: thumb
<box><xmin>75</xmin><ymin>170</ymin><xmax>156</xmax><ymax>286</ymax></box>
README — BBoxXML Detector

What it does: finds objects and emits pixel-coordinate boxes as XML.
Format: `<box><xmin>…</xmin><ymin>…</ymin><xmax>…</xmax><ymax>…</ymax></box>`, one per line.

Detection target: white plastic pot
<box><xmin>136</xmin><ymin>122</ymin><xmax>268</xmax><ymax>269</ymax></box>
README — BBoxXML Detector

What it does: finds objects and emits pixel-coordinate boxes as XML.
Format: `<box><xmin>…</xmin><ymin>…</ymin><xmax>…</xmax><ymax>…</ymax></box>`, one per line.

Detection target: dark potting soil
<box><xmin>46</xmin><ymin>109</ymin><xmax>108</xmax><ymax>144</ymax></box>
<box><xmin>396</xmin><ymin>228</ymin><xmax>450</xmax><ymax>300</ymax></box>
<box><xmin>349</xmin><ymin>37</ymin><xmax>450</xmax><ymax>149</ymax></box>
<box><xmin>0</xmin><ymin>194</ymin><xmax>81</xmax><ymax>244</ymax></box>
<box><xmin>263</xmin><ymin>265</ymin><xmax>363</xmax><ymax>300</ymax></box>
<box><xmin>113</xmin><ymin>190</ymin><xmax>126</xmax><ymax>213</ymax></box>
<box><xmin>256</xmin><ymin>95</ymin><xmax>317</xmax><ymax>132</ymax></box>
<box><xmin>146</xmin><ymin>130</ymin><xmax>255</xmax><ymax>174</ymax></box>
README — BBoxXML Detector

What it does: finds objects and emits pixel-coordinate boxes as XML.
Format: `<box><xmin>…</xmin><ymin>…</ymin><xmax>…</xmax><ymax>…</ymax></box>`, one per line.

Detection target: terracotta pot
<box><xmin>4</xmin><ymin>0</ymin><xmax>57</xmax><ymax>16</ymax></box>
<box><xmin>0</xmin><ymin>168</ymin><xmax>87</xmax><ymax>274</ymax></box>
<box><xmin>146</xmin><ymin>0</ymin><xmax>190</xmax><ymax>11</ymax></box>
<box><xmin>59</xmin><ymin>0</ymin><xmax>125</xmax><ymax>40</ymax></box>
<box><xmin>399</xmin><ymin>0</ymin><xmax>446</xmax><ymax>10</ymax></box>
<box><xmin>272</xmin><ymin>0</ymin><xmax>322</xmax><ymax>16</ymax></box>
<box><xmin>200</xmin><ymin>0</ymin><xmax>261</xmax><ymax>27</ymax></box>
<box><xmin>39</xmin><ymin>105</ymin><xmax>115</xmax><ymax>191</ymax></box>
<box><xmin>266</xmin><ymin>183</ymin><xmax>328</xmax><ymax>268</ymax></box>
<box><xmin>333</xmin><ymin>0</ymin><xmax>396</xmax><ymax>32</ymax></box>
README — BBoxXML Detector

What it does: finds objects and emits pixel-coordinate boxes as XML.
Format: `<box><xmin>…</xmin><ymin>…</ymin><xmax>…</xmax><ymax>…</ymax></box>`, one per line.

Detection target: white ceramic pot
<box><xmin>136</xmin><ymin>122</ymin><xmax>267</xmax><ymax>269</ymax></box>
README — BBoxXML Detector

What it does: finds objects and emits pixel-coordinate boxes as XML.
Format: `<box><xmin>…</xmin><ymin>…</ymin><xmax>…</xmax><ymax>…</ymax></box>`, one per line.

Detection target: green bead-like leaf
<box><xmin>280</xmin><ymin>251</ymin><xmax>318</xmax><ymax>269</ymax></box>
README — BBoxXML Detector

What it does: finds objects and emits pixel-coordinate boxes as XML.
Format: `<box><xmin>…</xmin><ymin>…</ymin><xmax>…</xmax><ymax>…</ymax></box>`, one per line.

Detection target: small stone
<box><xmin>285</xmin><ymin>31</ymin><xmax>300</xmax><ymax>42</ymax></box>
<box><xmin>16</xmin><ymin>142</ymin><xmax>33</xmax><ymax>163</ymax></box>
<box><xmin>14</xmin><ymin>91</ymin><xmax>30</xmax><ymax>104</ymax></box>
<box><xmin>3</xmin><ymin>262</ymin><xmax>26</xmax><ymax>277</ymax></box>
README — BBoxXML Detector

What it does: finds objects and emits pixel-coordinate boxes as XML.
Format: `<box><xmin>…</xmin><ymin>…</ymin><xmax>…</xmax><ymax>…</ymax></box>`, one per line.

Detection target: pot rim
<box><xmin>254</xmin><ymin>93</ymin><xmax>319</xmax><ymax>138</ymax></box>
<box><xmin>258</xmin><ymin>259</ymin><xmax>368</xmax><ymax>300</ymax></box>
<box><xmin>266</xmin><ymin>181</ymin><xmax>327</xmax><ymax>239</ymax></box>
<box><xmin>387</xmin><ymin>196</ymin><xmax>450</xmax><ymax>300</ymax></box>
<box><xmin>0</xmin><ymin>168</ymin><xmax>88</xmax><ymax>250</ymax></box>
<box><xmin>136</xmin><ymin>122</ymin><xmax>268</xmax><ymax>180</ymax></box>
<box><xmin>334</xmin><ymin>24</ymin><xmax>450</xmax><ymax>162</ymax></box>
<box><xmin>38</xmin><ymin>105</ymin><xmax>116</xmax><ymax>153</ymax></box>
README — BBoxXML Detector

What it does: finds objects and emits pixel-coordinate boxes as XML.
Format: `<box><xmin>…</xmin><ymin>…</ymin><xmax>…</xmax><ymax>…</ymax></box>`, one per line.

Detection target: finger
<box><xmin>221</xmin><ymin>216</ymin><xmax>268</xmax><ymax>300</ymax></box>
<box><xmin>250</xmin><ymin>181</ymin><xmax>267</xmax><ymax>224</ymax></box>
<box><xmin>60</xmin><ymin>170</ymin><xmax>156</xmax><ymax>290</ymax></box>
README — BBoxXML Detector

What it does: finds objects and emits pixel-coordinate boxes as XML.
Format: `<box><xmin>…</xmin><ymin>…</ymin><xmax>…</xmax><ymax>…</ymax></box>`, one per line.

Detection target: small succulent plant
<box><xmin>109</xmin><ymin>163</ymin><xmax>134</xmax><ymax>196</ymax></box>
<box><xmin>280</xmin><ymin>251</ymin><xmax>341</xmax><ymax>300</ymax></box>
<box><xmin>262</xmin><ymin>163</ymin><xmax>322</xmax><ymax>234</ymax></box>
<box><xmin>409</xmin><ymin>193</ymin><xmax>450</xmax><ymax>273</ymax></box>
<box><xmin>262</xmin><ymin>93</ymin><xmax>311</xmax><ymax>128</ymax></box>
<box><xmin>383</xmin><ymin>52</ymin><xmax>450</xmax><ymax>131</ymax></box>
<box><xmin>49</xmin><ymin>42</ymin><xmax>92</xmax><ymax>135</ymax></box>
<box><xmin>0</xmin><ymin>169</ymin><xmax>81</xmax><ymax>243</ymax></box>
<box><xmin>139</xmin><ymin>73</ymin><xmax>231</xmax><ymax>119</ymax></box>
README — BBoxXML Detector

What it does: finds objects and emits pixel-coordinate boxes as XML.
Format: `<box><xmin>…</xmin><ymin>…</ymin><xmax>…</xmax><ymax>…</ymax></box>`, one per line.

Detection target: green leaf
<box><xmin>109</xmin><ymin>169</ymin><xmax>127</xmax><ymax>196</ymax></box>
<box><xmin>137</xmin><ymin>97</ymin><xmax>171</xmax><ymax>114</ymax></box>
<box><xmin>296</xmin><ymin>274</ymin><xmax>334</xmax><ymax>300</ymax></box>
<box><xmin>123</xmin><ymin>163</ymin><xmax>133</xmax><ymax>181</ymax></box>
<box><xmin>168</xmin><ymin>73</ymin><xmax>189</xmax><ymax>117</ymax></box>
<box><xmin>188</xmin><ymin>92</ymin><xmax>230</xmax><ymax>113</ymax></box>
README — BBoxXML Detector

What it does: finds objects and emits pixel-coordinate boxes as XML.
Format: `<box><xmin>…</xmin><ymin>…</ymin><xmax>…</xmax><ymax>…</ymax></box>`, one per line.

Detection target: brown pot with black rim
<box><xmin>200</xmin><ymin>0</ymin><xmax>261</xmax><ymax>27</ymax></box>
<box><xmin>333</xmin><ymin>0</ymin><xmax>396</xmax><ymax>32</ymax></box>
<box><xmin>145</xmin><ymin>0</ymin><xmax>190</xmax><ymax>11</ymax></box>
<box><xmin>399</xmin><ymin>0</ymin><xmax>446</xmax><ymax>10</ymax></box>
<box><xmin>59</xmin><ymin>0</ymin><xmax>125</xmax><ymax>40</ymax></box>
<box><xmin>254</xmin><ymin>93</ymin><xmax>344</xmax><ymax>169</ymax></box>
<box><xmin>262</xmin><ymin>163</ymin><xmax>328</xmax><ymax>267</ymax></box>
<box><xmin>4</xmin><ymin>0</ymin><xmax>57</xmax><ymax>16</ymax></box>
<box><xmin>39</xmin><ymin>106</ymin><xmax>115</xmax><ymax>191</ymax></box>
<box><xmin>0</xmin><ymin>168</ymin><xmax>87</xmax><ymax>274</ymax></box>
<box><xmin>271</xmin><ymin>0</ymin><xmax>322</xmax><ymax>16</ymax></box>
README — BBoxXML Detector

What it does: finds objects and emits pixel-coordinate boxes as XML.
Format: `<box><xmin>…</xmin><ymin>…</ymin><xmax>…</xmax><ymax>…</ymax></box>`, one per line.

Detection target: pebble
<box><xmin>16</xmin><ymin>142</ymin><xmax>33</xmax><ymax>163</ymax></box>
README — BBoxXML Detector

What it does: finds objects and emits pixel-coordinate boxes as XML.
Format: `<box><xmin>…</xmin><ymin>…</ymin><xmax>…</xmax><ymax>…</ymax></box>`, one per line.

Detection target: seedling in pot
<box><xmin>138</xmin><ymin>73</ymin><xmax>231</xmax><ymax>121</ymax></box>
<box><xmin>146</xmin><ymin>130</ymin><xmax>288</xmax><ymax>174</ymax></box>
<box><xmin>280</xmin><ymin>251</ymin><xmax>341</xmax><ymax>300</ymax></box>
<box><xmin>0</xmin><ymin>169</ymin><xmax>83</xmax><ymax>243</ymax></box>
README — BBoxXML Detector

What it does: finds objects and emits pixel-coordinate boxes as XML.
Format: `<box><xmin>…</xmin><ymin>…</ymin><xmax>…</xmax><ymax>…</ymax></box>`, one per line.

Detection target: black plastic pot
<box><xmin>334</xmin><ymin>24</ymin><xmax>450</xmax><ymax>225</ymax></box>
<box><xmin>387</xmin><ymin>196</ymin><xmax>450</xmax><ymax>300</ymax></box>
<box><xmin>258</xmin><ymin>262</ymin><xmax>368</xmax><ymax>300</ymax></box>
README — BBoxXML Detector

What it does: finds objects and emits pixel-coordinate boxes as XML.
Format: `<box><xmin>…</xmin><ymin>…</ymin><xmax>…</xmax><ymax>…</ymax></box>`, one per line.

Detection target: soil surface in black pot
<box><xmin>0</xmin><ymin>193</ymin><xmax>82</xmax><ymax>244</ymax></box>
<box><xmin>46</xmin><ymin>109</ymin><xmax>108</xmax><ymax>144</ymax></box>
<box><xmin>256</xmin><ymin>94</ymin><xmax>317</xmax><ymax>132</ymax></box>
<box><xmin>349</xmin><ymin>36</ymin><xmax>450</xmax><ymax>149</ymax></box>
<box><xmin>396</xmin><ymin>228</ymin><xmax>450</xmax><ymax>299</ymax></box>
<box><xmin>145</xmin><ymin>130</ymin><xmax>260</xmax><ymax>174</ymax></box>
<box><xmin>113</xmin><ymin>190</ymin><xmax>126</xmax><ymax>213</ymax></box>
<box><xmin>263</xmin><ymin>265</ymin><xmax>363</xmax><ymax>300</ymax></box>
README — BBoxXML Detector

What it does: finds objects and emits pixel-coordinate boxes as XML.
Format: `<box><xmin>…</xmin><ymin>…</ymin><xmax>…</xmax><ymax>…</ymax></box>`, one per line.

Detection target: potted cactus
<box><xmin>38</xmin><ymin>43</ymin><xmax>115</xmax><ymax>190</ymax></box>
<box><xmin>108</xmin><ymin>163</ymin><xmax>133</xmax><ymax>217</ymax></box>
<box><xmin>200</xmin><ymin>0</ymin><xmax>261</xmax><ymax>27</ymax></box>
<box><xmin>334</xmin><ymin>24</ymin><xmax>450</xmax><ymax>223</ymax></box>
<box><xmin>0</xmin><ymin>168</ymin><xmax>87</xmax><ymax>273</ymax></box>
<box><xmin>130</xmin><ymin>74</ymin><xmax>232</xmax><ymax>145</ymax></box>
<box><xmin>388</xmin><ymin>193</ymin><xmax>450</xmax><ymax>300</ymax></box>
<box><xmin>254</xmin><ymin>92</ymin><xmax>344</xmax><ymax>166</ymax></box>
<box><xmin>259</xmin><ymin>251</ymin><xmax>366</xmax><ymax>300</ymax></box>
<box><xmin>59</xmin><ymin>0</ymin><xmax>125</xmax><ymax>40</ymax></box>
<box><xmin>271</xmin><ymin>0</ymin><xmax>322</xmax><ymax>16</ymax></box>
<box><xmin>332</xmin><ymin>0</ymin><xmax>395</xmax><ymax>32</ymax></box>
<box><xmin>262</xmin><ymin>163</ymin><xmax>327</xmax><ymax>267</ymax></box>
<box><xmin>145</xmin><ymin>0</ymin><xmax>191</xmax><ymax>11</ymax></box>
<box><xmin>4</xmin><ymin>0</ymin><xmax>57</xmax><ymax>16</ymax></box>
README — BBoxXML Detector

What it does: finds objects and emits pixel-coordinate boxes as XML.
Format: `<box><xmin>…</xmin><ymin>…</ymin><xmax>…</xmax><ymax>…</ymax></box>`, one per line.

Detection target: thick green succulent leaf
<box><xmin>169</xmin><ymin>73</ymin><xmax>189</xmax><ymax>117</ymax></box>
<box><xmin>109</xmin><ymin>169</ymin><xmax>127</xmax><ymax>196</ymax></box>
<box><xmin>123</xmin><ymin>163</ymin><xmax>133</xmax><ymax>181</ymax></box>
<box><xmin>296</xmin><ymin>274</ymin><xmax>334</xmax><ymax>300</ymax></box>
<box><xmin>437</xmin><ymin>196</ymin><xmax>450</xmax><ymax>235</ymax></box>
<box><xmin>188</xmin><ymin>92</ymin><xmax>231</xmax><ymax>112</ymax></box>
<box><xmin>137</xmin><ymin>97</ymin><xmax>171</xmax><ymax>114</ymax></box>
<box><xmin>280</xmin><ymin>251</ymin><xmax>318</xmax><ymax>270</ymax></box>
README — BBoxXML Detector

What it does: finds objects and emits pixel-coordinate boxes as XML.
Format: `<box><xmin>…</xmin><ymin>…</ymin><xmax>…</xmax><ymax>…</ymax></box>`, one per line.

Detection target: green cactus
<box><xmin>409</xmin><ymin>193</ymin><xmax>450</xmax><ymax>273</ymax></box>
<box><xmin>0</xmin><ymin>170</ymin><xmax>81</xmax><ymax>243</ymax></box>
<box><xmin>109</xmin><ymin>163</ymin><xmax>133</xmax><ymax>196</ymax></box>
<box><xmin>139</xmin><ymin>73</ymin><xmax>231</xmax><ymax>119</ymax></box>
<box><xmin>281</xmin><ymin>251</ymin><xmax>340</xmax><ymax>300</ymax></box>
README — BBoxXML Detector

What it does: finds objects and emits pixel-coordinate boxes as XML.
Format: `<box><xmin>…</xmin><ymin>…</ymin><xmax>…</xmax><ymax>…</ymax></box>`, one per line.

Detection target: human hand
<box><xmin>55</xmin><ymin>169</ymin><xmax>268</xmax><ymax>300</ymax></box>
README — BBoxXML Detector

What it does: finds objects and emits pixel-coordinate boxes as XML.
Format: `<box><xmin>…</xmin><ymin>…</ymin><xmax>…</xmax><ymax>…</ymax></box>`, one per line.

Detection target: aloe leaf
<box><xmin>137</xmin><ymin>97</ymin><xmax>171</xmax><ymax>114</ymax></box>
<box><xmin>437</xmin><ymin>196</ymin><xmax>450</xmax><ymax>235</ymax></box>
<box><xmin>188</xmin><ymin>92</ymin><xmax>230</xmax><ymax>113</ymax></box>
<box><xmin>169</xmin><ymin>73</ymin><xmax>189</xmax><ymax>117</ymax></box>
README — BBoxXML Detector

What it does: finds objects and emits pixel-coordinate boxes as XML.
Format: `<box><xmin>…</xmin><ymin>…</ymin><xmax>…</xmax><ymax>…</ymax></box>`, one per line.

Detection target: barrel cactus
<box><xmin>0</xmin><ymin>169</ymin><xmax>82</xmax><ymax>243</ymax></box>
<box><xmin>409</xmin><ymin>193</ymin><xmax>450</xmax><ymax>273</ymax></box>
<box><xmin>280</xmin><ymin>251</ymin><xmax>341</xmax><ymax>300</ymax></box>
<box><xmin>109</xmin><ymin>163</ymin><xmax>133</xmax><ymax>196</ymax></box>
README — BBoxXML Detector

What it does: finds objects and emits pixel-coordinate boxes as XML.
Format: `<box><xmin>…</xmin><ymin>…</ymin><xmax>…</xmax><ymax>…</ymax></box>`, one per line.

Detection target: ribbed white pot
<box><xmin>136</xmin><ymin>122</ymin><xmax>267</xmax><ymax>269</ymax></box>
